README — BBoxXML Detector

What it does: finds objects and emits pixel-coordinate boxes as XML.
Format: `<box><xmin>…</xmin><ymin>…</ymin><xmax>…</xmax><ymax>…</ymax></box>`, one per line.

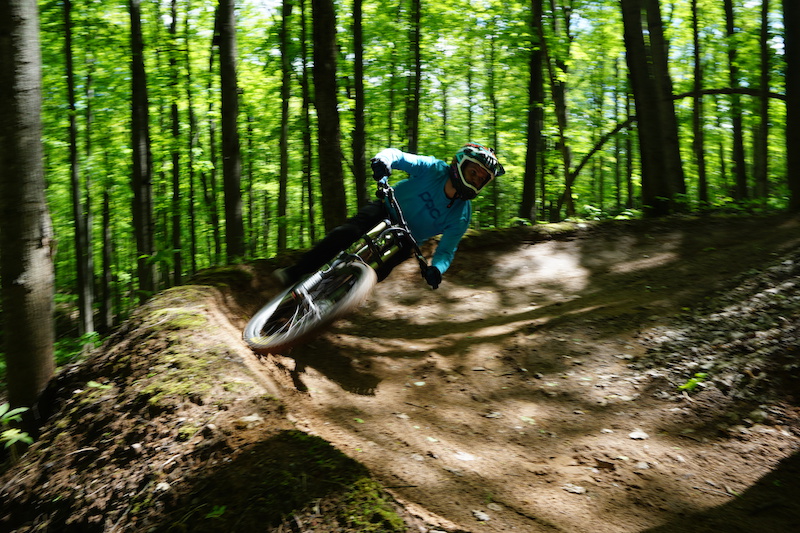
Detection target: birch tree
<box><xmin>0</xmin><ymin>0</ymin><xmax>56</xmax><ymax>408</ymax></box>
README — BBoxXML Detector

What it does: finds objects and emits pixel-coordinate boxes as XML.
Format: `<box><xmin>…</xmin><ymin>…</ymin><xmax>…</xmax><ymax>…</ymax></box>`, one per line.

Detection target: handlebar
<box><xmin>375</xmin><ymin>177</ymin><xmax>429</xmax><ymax>275</ymax></box>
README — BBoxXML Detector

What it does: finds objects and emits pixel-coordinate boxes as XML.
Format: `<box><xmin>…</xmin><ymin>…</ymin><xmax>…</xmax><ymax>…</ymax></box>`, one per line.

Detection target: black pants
<box><xmin>288</xmin><ymin>201</ymin><xmax>412</xmax><ymax>282</ymax></box>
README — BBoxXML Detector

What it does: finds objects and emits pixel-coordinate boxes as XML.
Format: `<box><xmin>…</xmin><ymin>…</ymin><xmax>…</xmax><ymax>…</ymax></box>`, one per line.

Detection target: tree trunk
<box><xmin>278</xmin><ymin>0</ymin><xmax>292</xmax><ymax>251</ymax></box>
<box><xmin>620</xmin><ymin>0</ymin><xmax>685</xmax><ymax>217</ymax></box>
<box><xmin>753</xmin><ymin>0</ymin><xmax>770</xmax><ymax>200</ymax></box>
<box><xmin>785</xmin><ymin>0</ymin><xmax>800</xmax><ymax>211</ymax></box>
<box><xmin>386</xmin><ymin>4</ymin><xmax>404</xmax><ymax>146</ymax></box>
<box><xmin>352</xmin><ymin>0</ymin><xmax>368</xmax><ymax>207</ymax></box>
<box><xmin>64</xmin><ymin>0</ymin><xmax>95</xmax><ymax>336</ymax></box>
<box><xmin>405</xmin><ymin>0</ymin><xmax>421</xmax><ymax>153</ymax></box>
<box><xmin>592</xmin><ymin>63</ymin><xmax>606</xmax><ymax>210</ymax></box>
<box><xmin>245</xmin><ymin>112</ymin><xmax>256</xmax><ymax>254</ymax></box>
<box><xmin>129</xmin><ymin>0</ymin><xmax>157</xmax><ymax>299</ymax></box>
<box><xmin>99</xmin><ymin>185</ymin><xmax>114</xmax><ymax>332</ymax></box>
<box><xmin>546</xmin><ymin>0</ymin><xmax>574</xmax><ymax>219</ymax></box>
<box><xmin>83</xmin><ymin>54</ymin><xmax>98</xmax><ymax>329</ymax></box>
<box><xmin>185</xmin><ymin>0</ymin><xmax>199</xmax><ymax>275</ymax></box>
<box><xmin>299</xmin><ymin>0</ymin><xmax>316</xmax><ymax>244</ymax></box>
<box><xmin>205</xmin><ymin>47</ymin><xmax>222</xmax><ymax>263</ymax></box>
<box><xmin>217</xmin><ymin>0</ymin><xmax>244</xmax><ymax>261</ymax></box>
<box><xmin>614</xmin><ymin>58</ymin><xmax>623</xmax><ymax>210</ymax></box>
<box><xmin>466</xmin><ymin>44</ymin><xmax>474</xmax><ymax>140</ymax></box>
<box><xmin>152</xmin><ymin>0</ymin><xmax>169</xmax><ymax>290</ymax></box>
<box><xmin>465</xmin><ymin>43</ymin><xmax>475</xmax><ymax>142</ymax></box>
<box><xmin>692</xmin><ymin>0</ymin><xmax>708</xmax><ymax>205</ymax></box>
<box><xmin>0</xmin><ymin>0</ymin><xmax>56</xmax><ymax>408</ymax></box>
<box><xmin>711</xmin><ymin>97</ymin><xmax>727</xmax><ymax>193</ymax></box>
<box><xmin>312</xmin><ymin>0</ymin><xmax>347</xmax><ymax>231</ymax></box>
<box><xmin>625</xmin><ymin>91</ymin><xmax>634</xmax><ymax>209</ymax></box>
<box><xmin>487</xmin><ymin>24</ymin><xmax>500</xmax><ymax>228</ymax></box>
<box><xmin>520</xmin><ymin>0</ymin><xmax>545</xmax><ymax>222</ymax></box>
<box><xmin>724</xmin><ymin>0</ymin><xmax>748</xmax><ymax>201</ymax></box>
<box><xmin>644</xmin><ymin>0</ymin><xmax>686</xmax><ymax>202</ymax></box>
<box><xmin>170</xmin><ymin>0</ymin><xmax>182</xmax><ymax>285</ymax></box>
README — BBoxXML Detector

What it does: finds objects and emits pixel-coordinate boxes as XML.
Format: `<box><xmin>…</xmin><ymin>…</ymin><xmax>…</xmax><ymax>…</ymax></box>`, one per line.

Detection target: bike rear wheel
<box><xmin>243</xmin><ymin>260</ymin><xmax>378</xmax><ymax>354</ymax></box>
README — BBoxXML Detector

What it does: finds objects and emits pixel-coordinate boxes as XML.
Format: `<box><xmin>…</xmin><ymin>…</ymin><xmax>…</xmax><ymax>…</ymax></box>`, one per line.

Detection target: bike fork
<box><xmin>292</xmin><ymin>271</ymin><xmax>325</xmax><ymax>318</ymax></box>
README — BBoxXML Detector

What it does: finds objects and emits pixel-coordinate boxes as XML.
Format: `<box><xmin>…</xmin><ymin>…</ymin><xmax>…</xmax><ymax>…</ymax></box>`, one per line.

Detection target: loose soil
<box><xmin>2</xmin><ymin>213</ymin><xmax>800</xmax><ymax>532</ymax></box>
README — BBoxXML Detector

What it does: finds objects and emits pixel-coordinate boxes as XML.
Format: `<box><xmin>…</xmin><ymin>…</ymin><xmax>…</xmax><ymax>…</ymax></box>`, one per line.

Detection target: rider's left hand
<box><xmin>423</xmin><ymin>266</ymin><xmax>441</xmax><ymax>290</ymax></box>
<box><xmin>371</xmin><ymin>157</ymin><xmax>391</xmax><ymax>181</ymax></box>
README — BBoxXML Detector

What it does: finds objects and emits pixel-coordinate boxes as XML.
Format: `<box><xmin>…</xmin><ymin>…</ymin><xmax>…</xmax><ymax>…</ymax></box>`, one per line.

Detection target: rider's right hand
<box><xmin>423</xmin><ymin>265</ymin><xmax>442</xmax><ymax>290</ymax></box>
<box><xmin>371</xmin><ymin>157</ymin><xmax>391</xmax><ymax>181</ymax></box>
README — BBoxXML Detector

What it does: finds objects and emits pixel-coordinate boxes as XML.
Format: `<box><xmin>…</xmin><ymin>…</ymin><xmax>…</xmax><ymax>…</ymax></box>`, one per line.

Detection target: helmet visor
<box><xmin>456</xmin><ymin>155</ymin><xmax>494</xmax><ymax>196</ymax></box>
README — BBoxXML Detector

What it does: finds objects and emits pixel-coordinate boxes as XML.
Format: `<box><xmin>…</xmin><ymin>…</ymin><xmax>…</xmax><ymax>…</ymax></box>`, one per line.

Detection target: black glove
<box><xmin>371</xmin><ymin>157</ymin><xmax>391</xmax><ymax>181</ymax></box>
<box><xmin>423</xmin><ymin>265</ymin><xmax>442</xmax><ymax>290</ymax></box>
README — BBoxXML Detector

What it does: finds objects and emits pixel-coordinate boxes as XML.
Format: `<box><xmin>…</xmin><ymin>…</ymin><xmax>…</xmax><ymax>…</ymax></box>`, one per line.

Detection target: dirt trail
<box><xmin>240</xmin><ymin>214</ymin><xmax>800</xmax><ymax>532</ymax></box>
<box><xmin>2</xmin><ymin>214</ymin><xmax>799</xmax><ymax>533</ymax></box>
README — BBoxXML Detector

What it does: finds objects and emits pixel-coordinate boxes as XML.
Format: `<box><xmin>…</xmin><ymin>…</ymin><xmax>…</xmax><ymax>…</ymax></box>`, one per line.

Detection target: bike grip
<box><xmin>423</xmin><ymin>265</ymin><xmax>441</xmax><ymax>290</ymax></box>
<box><xmin>371</xmin><ymin>157</ymin><xmax>391</xmax><ymax>181</ymax></box>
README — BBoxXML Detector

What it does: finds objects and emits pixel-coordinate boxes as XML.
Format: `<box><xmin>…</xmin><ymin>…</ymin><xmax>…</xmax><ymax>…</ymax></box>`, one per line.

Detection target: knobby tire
<box><xmin>243</xmin><ymin>261</ymin><xmax>377</xmax><ymax>354</ymax></box>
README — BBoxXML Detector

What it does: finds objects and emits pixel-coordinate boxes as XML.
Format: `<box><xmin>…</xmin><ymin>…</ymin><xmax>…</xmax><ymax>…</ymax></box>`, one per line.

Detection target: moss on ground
<box><xmin>139</xmin><ymin>347</ymin><xmax>217</xmax><ymax>407</ymax></box>
<box><xmin>154</xmin><ymin>430</ymin><xmax>409</xmax><ymax>532</ymax></box>
<box><xmin>336</xmin><ymin>478</ymin><xmax>408</xmax><ymax>531</ymax></box>
<box><xmin>1</xmin><ymin>260</ymin><xmax>414</xmax><ymax>532</ymax></box>
<box><xmin>147</xmin><ymin>307</ymin><xmax>208</xmax><ymax>331</ymax></box>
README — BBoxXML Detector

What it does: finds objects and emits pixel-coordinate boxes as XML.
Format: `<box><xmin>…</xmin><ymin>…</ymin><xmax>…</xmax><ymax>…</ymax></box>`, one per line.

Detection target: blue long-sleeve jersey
<box><xmin>375</xmin><ymin>148</ymin><xmax>471</xmax><ymax>275</ymax></box>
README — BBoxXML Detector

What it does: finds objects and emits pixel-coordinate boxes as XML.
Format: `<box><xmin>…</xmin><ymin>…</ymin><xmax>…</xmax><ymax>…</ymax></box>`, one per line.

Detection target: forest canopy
<box><xmin>18</xmin><ymin>0</ymin><xmax>800</xmax><ymax>329</ymax></box>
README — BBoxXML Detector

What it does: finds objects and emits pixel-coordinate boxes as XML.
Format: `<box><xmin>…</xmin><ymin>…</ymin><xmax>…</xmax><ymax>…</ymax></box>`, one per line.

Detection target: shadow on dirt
<box><xmin>271</xmin><ymin>346</ymin><xmax>382</xmax><ymax>395</ymax></box>
<box><xmin>642</xmin><ymin>449</ymin><xmax>800</xmax><ymax>533</ymax></box>
<box><xmin>149</xmin><ymin>429</ymin><xmax>398</xmax><ymax>533</ymax></box>
<box><xmin>3</xmin><ymin>214</ymin><xmax>799</xmax><ymax>533</ymax></box>
<box><xmin>274</xmin><ymin>214</ymin><xmax>800</xmax><ymax>399</ymax></box>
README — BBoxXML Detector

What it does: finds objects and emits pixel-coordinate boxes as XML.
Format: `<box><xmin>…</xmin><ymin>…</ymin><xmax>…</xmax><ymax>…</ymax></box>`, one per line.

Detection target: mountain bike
<box><xmin>243</xmin><ymin>177</ymin><xmax>428</xmax><ymax>354</ymax></box>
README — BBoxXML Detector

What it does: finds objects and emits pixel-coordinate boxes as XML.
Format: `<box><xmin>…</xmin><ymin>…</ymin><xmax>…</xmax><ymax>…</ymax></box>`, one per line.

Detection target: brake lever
<box><xmin>375</xmin><ymin>177</ymin><xmax>389</xmax><ymax>199</ymax></box>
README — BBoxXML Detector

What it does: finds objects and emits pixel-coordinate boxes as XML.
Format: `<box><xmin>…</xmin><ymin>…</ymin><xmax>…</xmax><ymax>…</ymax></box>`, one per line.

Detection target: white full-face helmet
<box><xmin>451</xmin><ymin>142</ymin><xmax>505</xmax><ymax>200</ymax></box>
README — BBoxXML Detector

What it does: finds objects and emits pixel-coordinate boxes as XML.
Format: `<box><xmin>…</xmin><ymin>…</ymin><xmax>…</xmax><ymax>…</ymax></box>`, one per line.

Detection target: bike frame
<box><xmin>243</xmin><ymin>176</ymin><xmax>431</xmax><ymax>353</ymax></box>
<box><xmin>322</xmin><ymin>178</ymin><xmax>428</xmax><ymax>278</ymax></box>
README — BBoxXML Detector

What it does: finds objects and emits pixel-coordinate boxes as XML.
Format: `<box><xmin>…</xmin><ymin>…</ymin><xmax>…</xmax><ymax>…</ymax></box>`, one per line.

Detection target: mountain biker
<box><xmin>274</xmin><ymin>142</ymin><xmax>505</xmax><ymax>290</ymax></box>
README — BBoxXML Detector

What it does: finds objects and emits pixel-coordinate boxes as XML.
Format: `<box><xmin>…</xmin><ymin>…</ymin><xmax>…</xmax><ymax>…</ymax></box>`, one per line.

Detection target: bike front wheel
<box><xmin>243</xmin><ymin>260</ymin><xmax>378</xmax><ymax>354</ymax></box>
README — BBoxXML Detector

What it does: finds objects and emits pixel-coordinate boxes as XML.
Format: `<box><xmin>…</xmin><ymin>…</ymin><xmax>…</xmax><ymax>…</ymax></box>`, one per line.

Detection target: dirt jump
<box><xmin>2</xmin><ymin>213</ymin><xmax>799</xmax><ymax>532</ymax></box>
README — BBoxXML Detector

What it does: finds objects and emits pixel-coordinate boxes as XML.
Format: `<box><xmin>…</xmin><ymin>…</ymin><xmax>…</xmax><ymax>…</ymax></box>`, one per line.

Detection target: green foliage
<box><xmin>508</xmin><ymin>216</ymin><xmax>532</xmax><ymax>226</ymax></box>
<box><xmin>54</xmin><ymin>332</ymin><xmax>102</xmax><ymax>366</ymax></box>
<box><xmin>86</xmin><ymin>380</ymin><xmax>112</xmax><ymax>390</ymax></box>
<box><xmin>204</xmin><ymin>505</ymin><xmax>226</xmax><ymax>519</ymax></box>
<box><xmin>678</xmin><ymin>372</ymin><xmax>709</xmax><ymax>392</ymax></box>
<box><xmin>336</xmin><ymin>478</ymin><xmax>407</xmax><ymax>531</ymax></box>
<box><xmin>29</xmin><ymin>0</ymin><xmax>792</xmax><ymax>336</ymax></box>
<box><xmin>614</xmin><ymin>209</ymin><xmax>641</xmax><ymax>220</ymax></box>
<box><xmin>0</xmin><ymin>403</ymin><xmax>34</xmax><ymax>456</ymax></box>
<box><xmin>0</xmin><ymin>403</ymin><xmax>27</xmax><ymax>428</ymax></box>
<box><xmin>0</xmin><ymin>428</ymin><xmax>33</xmax><ymax>449</ymax></box>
